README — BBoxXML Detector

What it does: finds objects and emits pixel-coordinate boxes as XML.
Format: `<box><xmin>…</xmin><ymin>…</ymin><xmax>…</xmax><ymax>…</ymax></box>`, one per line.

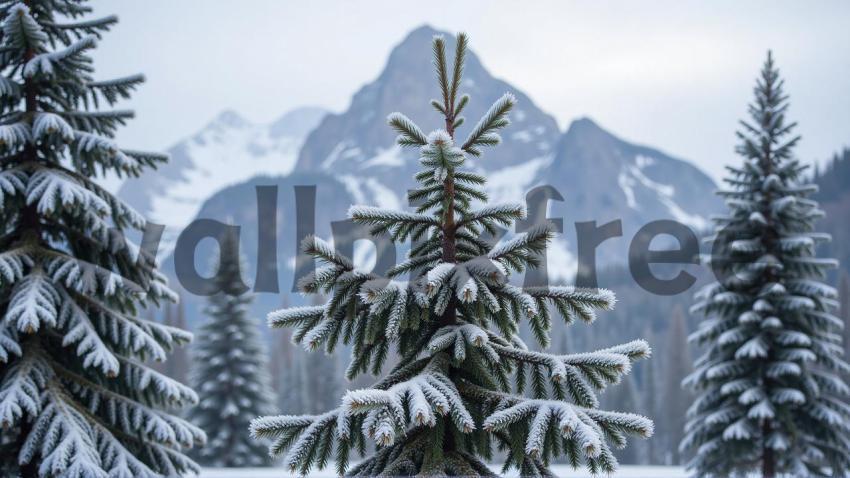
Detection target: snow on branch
<box><xmin>464</xmin><ymin>383</ymin><xmax>652</xmax><ymax>472</ymax></box>
<box><xmin>430</xmin><ymin>322</ymin><xmax>647</xmax><ymax>408</ymax></box>
<box><xmin>300</xmin><ymin>234</ymin><xmax>353</xmax><ymax>270</ymax></box>
<box><xmin>42</xmin><ymin>15</ymin><xmax>118</xmax><ymax>42</ymax></box>
<box><xmin>0</xmin><ymin>76</ymin><xmax>21</xmax><ymax>99</ymax></box>
<box><xmin>0</xmin><ymin>247</ymin><xmax>32</xmax><ymax>287</ymax></box>
<box><xmin>251</xmin><ymin>409</ymin><xmax>342</xmax><ymax>473</ymax></box>
<box><xmin>0</xmin><ymin>323</ymin><xmax>21</xmax><ymax>363</ymax></box>
<box><xmin>61</xmin><ymin>367</ymin><xmax>205</xmax><ymax>448</ymax></box>
<box><xmin>387</xmin><ymin>112</ymin><xmax>427</xmax><ymax>146</ymax></box>
<box><xmin>25</xmin><ymin>168</ymin><xmax>109</xmax><ymax>216</ymax></box>
<box><xmin>0</xmin><ymin>349</ymin><xmax>48</xmax><ymax>428</ymax></box>
<box><xmin>0</xmin><ymin>169</ymin><xmax>27</xmax><ymax>208</ymax></box>
<box><xmin>86</xmin><ymin>74</ymin><xmax>145</xmax><ymax>107</ymax></box>
<box><xmin>342</xmin><ymin>371</ymin><xmax>475</xmax><ymax>444</ymax></box>
<box><xmin>526</xmin><ymin>286</ymin><xmax>617</xmax><ymax>324</ymax></box>
<box><xmin>71</xmin><ymin>171</ymin><xmax>148</xmax><ymax>229</ymax></box>
<box><xmin>462</xmin><ymin>92</ymin><xmax>515</xmax><ymax>156</ymax></box>
<box><xmin>358</xmin><ymin>279</ymin><xmax>417</xmax><ymax>339</ymax></box>
<box><xmin>1</xmin><ymin>4</ymin><xmax>47</xmax><ymax>52</ymax></box>
<box><xmin>58</xmin><ymin>291</ymin><xmax>119</xmax><ymax>376</ymax></box>
<box><xmin>117</xmin><ymin>356</ymin><xmax>198</xmax><ymax>406</ymax></box>
<box><xmin>33</xmin><ymin>112</ymin><xmax>75</xmax><ymax>142</ymax></box>
<box><xmin>19</xmin><ymin>393</ymin><xmax>103</xmax><ymax>476</ymax></box>
<box><xmin>487</xmin><ymin>223</ymin><xmax>553</xmax><ymax>270</ymax></box>
<box><xmin>427</xmin><ymin>323</ymin><xmax>496</xmax><ymax>363</ymax></box>
<box><xmin>24</xmin><ymin>34</ymin><xmax>96</xmax><ymax>79</ymax></box>
<box><xmin>267</xmin><ymin>305</ymin><xmax>324</xmax><ymax>329</ymax></box>
<box><xmin>62</xmin><ymin>109</ymin><xmax>135</xmax><ymax>137</ymax></box>
<box><xmin>74</xmin><ymin>294</ymin><xmax>186</xmax><ymax>363</ymax></box>
<box><xmin>0</xmin><ymin>122</ymin><xmax>32</xmax><ymax>152</ymax></box>
<box><xmin>6</xmin><ymin>270</ymin><xmax>60</xmax><ymax>334</ymax></box>
<box><xmin>73</xmin><ymin>131</ymin><xmax>140</xmax><ymax>176</ymax></box>
<box><xmin>349</xmin><ymin>205</ymin><xmax>439</xmax><ymax>241</ymax></box>
<box><xmin>45</xmin><ymin>251</ymin><xmax>144</xmax><ymax>299</ymax></box>
<box><xmin>419</xmin><ymin>130</ymin><xmax>466</xmax><ymax>181</ymax></box>
<box><xmin>457</xmin><ymin>203</ymin><xmax>526</xmax><ymax>236</ymax></box>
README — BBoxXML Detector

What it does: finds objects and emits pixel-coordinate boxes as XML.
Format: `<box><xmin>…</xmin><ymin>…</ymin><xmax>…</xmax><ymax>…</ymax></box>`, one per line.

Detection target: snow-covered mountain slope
<box><xmin>117</xmin><ymin>106</ymin><xmax>327</xmax><ymax>242</ymax></box>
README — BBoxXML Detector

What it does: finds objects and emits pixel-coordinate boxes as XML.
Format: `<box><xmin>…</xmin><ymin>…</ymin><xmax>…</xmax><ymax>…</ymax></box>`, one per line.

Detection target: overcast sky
<box><xmin>90</xmin><ymin>0</ymin><xmax>850</xmax><ymax>183</ymax></box>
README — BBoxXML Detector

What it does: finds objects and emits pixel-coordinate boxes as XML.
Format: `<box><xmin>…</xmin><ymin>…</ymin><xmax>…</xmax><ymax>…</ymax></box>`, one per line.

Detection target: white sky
<box><xmin>90</xmin><ymin>0</ymin><xmax>850</xmax><ymax>182</ymax></box>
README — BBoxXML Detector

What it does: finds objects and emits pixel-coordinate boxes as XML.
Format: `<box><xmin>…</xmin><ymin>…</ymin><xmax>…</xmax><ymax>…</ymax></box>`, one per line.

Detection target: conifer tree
<box><xmin>187</xmin><ymin>236</ymin><xmax>276</xmax><ymax>467</ymax></box>
<box><xmin>682</xmin><ymin>52</ymin><xmax>850</xmax><ymax>477</ymax></box>
<box><xmin>0</xmin><ymin>1</ymin><xmax>204</xmax><ymax>476</ymax></box>
<box><xmin>251</xmin><ymin>32</ymin><xmax>653</xmax><ymax>477</ymax></box>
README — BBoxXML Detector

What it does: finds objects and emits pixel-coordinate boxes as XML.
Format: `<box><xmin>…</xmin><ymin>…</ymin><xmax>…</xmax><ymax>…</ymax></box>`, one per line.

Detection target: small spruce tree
<box><xmin>187</xmin><ymin>236</ymin><xmax>277</xmax><ymax>467</ymax></box>
<box><xmin>0</xmin><ymin>1</ymin><xmax>203</xmax><ymax>476</ymax></box>
<box><xmin>251</xmin><ymin>32</ymin><xmax>653</xmax><ymax>477</ymax></box>
<box><xmin>682</xmin><ymin>52</ymin><xmax>850</xmax><ymax>477</ymax></box>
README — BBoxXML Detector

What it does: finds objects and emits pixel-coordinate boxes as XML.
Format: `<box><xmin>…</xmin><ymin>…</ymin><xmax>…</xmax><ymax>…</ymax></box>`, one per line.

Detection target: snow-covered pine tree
<box><xmin>681</xmin><ymin>52</ymin><xmax>850</xmax><ymax>478</ymax></box>
<box><xmin>251</xmin><ymin>32</ymin><xmax>653</xmax><ymax>477</ymax></box>
<box><xmin>0</xmin><ymin>1</ymin><xmax>204</xmax><ymax>476</ymax></box>
<box><xmin>187</xmin><ymin>234</ymin><xmax>276</xmax><ymax>467</ymax></box>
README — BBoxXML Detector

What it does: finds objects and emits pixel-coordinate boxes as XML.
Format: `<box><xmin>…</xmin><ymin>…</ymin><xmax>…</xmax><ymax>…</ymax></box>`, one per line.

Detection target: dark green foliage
<box><xmin>0</xmin><ymin>1</ymin><xmax>202</xmax><ymax>476</ymax></box>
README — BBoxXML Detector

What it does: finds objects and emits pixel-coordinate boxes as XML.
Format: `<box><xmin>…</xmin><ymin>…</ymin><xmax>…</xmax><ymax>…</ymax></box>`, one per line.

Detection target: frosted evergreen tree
<box><xmin>187</xmin><ymin>236</ymin><xmax>276</xmax><ymax>467</ymax></box>
<box><xmin>251</xmin><ymin>32</ymin><xmax>653</xmax><ymax>477</ymax></box>
<box><xmin>0</xmin><ymin>1</ymin><xmax>204</xmax><ymax>476</ymax></box>
<box><xmin>682</xmin><ymin>52</ymin><xmax>850</xmax><ymax>478</ymax></box>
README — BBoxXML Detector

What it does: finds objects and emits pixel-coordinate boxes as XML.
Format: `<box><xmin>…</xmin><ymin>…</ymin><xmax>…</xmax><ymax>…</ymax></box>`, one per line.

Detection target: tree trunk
<box><xmin>762</xmin><ymin>422</ymin><xmax>775</xmax><ymax>478</ymax></box>
<box><xmin>439</xmin><ymin>108</ymin><xmax>457</xmax><ymax>328</ymax></box>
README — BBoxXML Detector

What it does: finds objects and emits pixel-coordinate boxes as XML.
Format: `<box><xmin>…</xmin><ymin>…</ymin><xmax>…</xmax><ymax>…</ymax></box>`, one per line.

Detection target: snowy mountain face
<box><xmin>537</xmin><ymin>118</ymin><xmax>721</xmax><ymax>270</ymax></box>
<box><xmin>118</xmin><ymin>106</ymin><xmax>327</xmax><ymax>244</ymax></box>
<box><xmin>295</xmin><ymin>25</ymin><xmax>561</xmax><ymax>211</ymax></box>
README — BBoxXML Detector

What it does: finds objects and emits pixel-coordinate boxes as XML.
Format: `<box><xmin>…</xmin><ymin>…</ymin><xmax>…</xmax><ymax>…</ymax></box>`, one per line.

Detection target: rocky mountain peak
<box><xmin>295</xmin><ymin>24</ymin><xmax>561</xmax><ymax>209</ymax></box>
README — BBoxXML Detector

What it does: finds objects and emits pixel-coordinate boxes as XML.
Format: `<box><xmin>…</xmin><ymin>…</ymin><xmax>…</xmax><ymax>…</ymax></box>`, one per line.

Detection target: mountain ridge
<box><xmin>122</xmin><ymin>24</ymin><xmax>722</xmax><ymax>297</ymax></box>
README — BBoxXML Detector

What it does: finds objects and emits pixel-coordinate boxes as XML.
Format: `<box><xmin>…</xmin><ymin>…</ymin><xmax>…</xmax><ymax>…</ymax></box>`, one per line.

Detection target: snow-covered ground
<box><xmin>200</xmin><ymin>465</ymin><xmax>686</xmax><ymax>477</ymax></box>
